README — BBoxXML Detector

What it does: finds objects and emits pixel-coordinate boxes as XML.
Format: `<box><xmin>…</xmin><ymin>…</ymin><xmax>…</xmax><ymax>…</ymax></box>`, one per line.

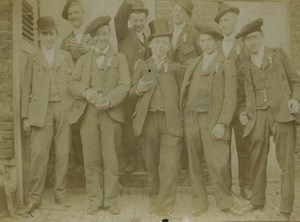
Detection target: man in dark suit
<box><xmin>130</xmin><ymin>19</ymin><xmax>183</xmax><ymax>220</ymax></box>
<box><xmin>115</xmin><ymin>0</ymin><xmax>149</xmax><ymax>172</ymax></box>
<box><xmin>237</xmin><ymin>19</ymin><xmax>300</xmax><ymax>221</ymax></box>
<box><xmin>68</xmin><ymin>16</ymin><xmax>130</xmax><ymax>215</ymax></box>
<box><xmin>180</xmin><ymin>24</ymin><xmax>242</xmax><ymax>217</ymax></box>
<box><xmin>18</xmin><ymin>17</ymin><xmax>75</xmax><ymax>215</ymax></box>
<box><xmin>215</xmin><ymin>3</ymin><xmax>251</xmax><ymax>200</ymax></box>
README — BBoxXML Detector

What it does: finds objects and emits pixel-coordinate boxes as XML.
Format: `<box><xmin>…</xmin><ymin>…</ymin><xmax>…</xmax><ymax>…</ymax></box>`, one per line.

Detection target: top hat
<box><xmin>214</xmin><ymin>4</ymin><xmax>240</xmax><ymax>24</ymax></box>
<box><xmin>195</xmin><ymin>23</ymin><xmax>223</xmax><ymax>40</ymax></box>
<box><xmin>37</xmin><ymin>16</ymin><xmax>57</xmax><ymax>32</ymax></box>
<box><xmin>235</xmin><ymin>18</ymin><xmax>263</xmax><ymax>39</ymax></box>
<box><xmin>62</xmin><ymin>0</ymin><xmax>82</xmax><ymax>20</ymax></box>
<box><xmin>84</xmin><ymin>16</ymin><xmax>111</xmax><ymax>36</ymax></box>
<box><xmin>174</xmin><ymin>0</ymin><xmax>194</xmax><ymax>16</ymax></box>
<box><xmin>148</xmin><ymin>19</ymin><xmax>172</xmax><ymax>41</ymax></box>
<box><xmin>131</xmin><ymin>0</ymin><xmax>149</xmax><ymax>16</ymax></box>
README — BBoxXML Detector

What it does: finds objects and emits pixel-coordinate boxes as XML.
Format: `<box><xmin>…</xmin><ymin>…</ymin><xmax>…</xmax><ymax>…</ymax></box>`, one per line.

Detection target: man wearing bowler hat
<box><xmin>215</xmin><ymin>3</ymin><xmax>252</xmax><ymax>200</ymax></box>
<box><xmin>18</xmin><ymin>16</ymin><xmax>75</xmax><ymax>215</ymax></box>
<box><xmin>130</xmin><ymin>19</ymin><xmax>183</xmax><ymax>219</ymax></box>
<box><xmin>180</xmin><ymin>23</ymin><xmax>242</xmax><ymax>216</ymax></box>
<box><xmin>170</xmin><ymin>0</ymin><xmax>201</xmax><ymax>64</ymax></box>
<box><xmin>68</xmin><ymin>16</ymin><xmax>130</xmax><ymax>215</ymax></box>
<box><xmin>115</xmin><ymin>0</ymin><xmax>150</xmax><ymax>173</ymax></box>
<box><xmin>237</xmin><ymin>18</ymin><xmax>300</xmax><ymax>221</ymax></box>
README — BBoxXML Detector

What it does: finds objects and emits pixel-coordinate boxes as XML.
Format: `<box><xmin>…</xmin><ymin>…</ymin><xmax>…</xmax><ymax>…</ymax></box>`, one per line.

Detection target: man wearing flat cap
<box><xmin>18</xmin><ymin>16</ymin><xmax>75</xmax><ymax>215</ymax></box>
<box><xmin>60</xmin><ymin>0</ymin><xmax>92</xmax><ymax>171</ymax></box>
<box><xmin>180</xmin><ymin>24</ymin><xmax>242</xmax><ymax>216</ymax></box>
<box><xmin>115</xmin><ymin>0</ymin><xmax>150</xmax><ymax>173</ymax></box>
<box><xmin>215</xmin><ymin>3</ymin><xmax>252</xmax><ymax>200</ymax></box>
<box><xmin>68</xmin><ymin>16</ymin><xmax>130</xmax><ymax>215</ymax></box>
<box><xmin>130</xmin><ymin>18</ymin><xmax>183</xmax><ymax>219</ymax></box>
<box><xmin>236</xmin><ymin>18</ymin><xmax>300</xmax><ymax>221</ymax></box>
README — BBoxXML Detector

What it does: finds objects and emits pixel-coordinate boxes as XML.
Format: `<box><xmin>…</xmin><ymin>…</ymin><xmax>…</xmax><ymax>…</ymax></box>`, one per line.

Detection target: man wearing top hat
<box><xmin>170</xmin><ymin>0</ymin><xmax>201</xmax><ymax>64</ymax></box>
<box><xmin>215</xmin><ymin>3</ymin><xmax>251</xmax><ymax>200</ymax></box>
<box><xmin>130</xmin><ymin>18</ymin><xmax>183</xmax><ymax>219</ymax></box>
<box><xmin>180</xmin><ymin>23</ymin><xmax>243</xmax><ymax>216</ymax></box>
<box><xmin>115</xmin><ymin>0</ymin><xmax>149</xmax><ymax>173</ymax></box>
<box><xmin>68</xmin><ymin>16</ymin><xmax>130</xmax><ymax>215</ymax></box>
<box><xmin>236</xmin><ymin>18</ymin><xmax>300</xmax><ymax>221</ymax></box>
<box><xmin>18</xmin><ymin>16</ymin><xmax>75</xmax><ymax>215</ymax></box>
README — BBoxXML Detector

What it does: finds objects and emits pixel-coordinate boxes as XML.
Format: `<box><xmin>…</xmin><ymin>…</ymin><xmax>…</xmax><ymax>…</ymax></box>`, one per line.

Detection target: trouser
<box><xmin>80</xmin><ymin>105</ymin><xmax>121</xmax><ymax>207</ymax></box>
<box><xmin>71</xmin><ymin>121</ymin><xmax>83</xmax><ymax>165</ymax></box>
<box><xmin>246</xmin><ymin>109</ymin><xmax>295</xmax><ymax>213</ymax></box>
<box><xmin>231</xmin><ymin>115</ymin><xmax>251</xmax><ymax>191</ymax></box>
<box><xmin>141</xmin><ymin>111</ymin><xmax>181</xmax><ymax>212</ymax></box>
<box><xmin>27</xmin><ymin>101</ymin><xmax>70</xmax><ymax>204</ymax></box>
<box><xmin>184</xmin><ymin>111</ymin><xmax>234</xmax><ymax>210</ymax></box>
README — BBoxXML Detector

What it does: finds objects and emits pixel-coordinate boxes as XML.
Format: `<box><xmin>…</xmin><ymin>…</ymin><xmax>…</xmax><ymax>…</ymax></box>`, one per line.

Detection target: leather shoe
<box><xmin>241</xmin><ymin>204</ymin><xmax>264</xmax><ymax>213</ymax></box>
<box><xmin>222</xmin><ymin>206</ymin><xmax>243</xmax><ymax>216</ymax></box>
<box><xmin>16</xmin><ymin>202</ymin><xmax>38</xmax><ymax>215</ymax></box>
<box><xmin>107</xmin><ymin>206</ymin><xmax>120</xmax><ymax>215</ymax></box>
<box><xmin>55</xmin><ymin>198</ymin><xmax>71</xmax><ymax>208</ymax></box>
<box><xmin>241</xmin><ymin>188</ymin><xmax>252</xmax><ymax>200</ymax></box>
<box><xmin>276</xmin><ymin>212</ymin><xmax>291</xmax><ymax>221</ymax></box>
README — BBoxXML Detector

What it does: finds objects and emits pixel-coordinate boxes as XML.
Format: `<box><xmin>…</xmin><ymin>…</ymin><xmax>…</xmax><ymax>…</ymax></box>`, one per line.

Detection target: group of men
<box><xmin>17</xmin><ymin>0</ymin><xmax>299</xmax><ymax>221</ymax></box>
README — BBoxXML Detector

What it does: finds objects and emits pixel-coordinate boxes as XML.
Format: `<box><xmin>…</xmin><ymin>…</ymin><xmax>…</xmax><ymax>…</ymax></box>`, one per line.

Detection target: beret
<box><xmin>84</xmin><ymin>16</ymin><xmax>111</xmax><ymax>35</ymax></box>
<box><xmin>235</xmin><ymin>18</ymin><xmax>263</xmax><ymax>39</ymax></box>
<box><xmin>62</xmin><ymin>0</ymin><xmax>81</xmax><ymax>20</ymax></box>
<box><xmin>214</xmin><ymin>4</ymin><xmax>240</xmax><ymax>24</ymax></box>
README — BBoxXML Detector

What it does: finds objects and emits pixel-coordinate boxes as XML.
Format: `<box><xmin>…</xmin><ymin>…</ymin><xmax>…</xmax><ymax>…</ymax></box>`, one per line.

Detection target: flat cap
<box><xmin>62</xmin><ymin>0</ymin><xmax>81</xmax><ymax>20</ymax></box>
<box><xmin>148</xmin><ymin>19</ymin><xmax>172</xmax><ymax>41</ymax></box>
<box><xmin>37</xmin><ymin>16</ymin><xmax>57</xmax><ymax>32</ymax></box>
<box><xmin>195</xmin><ymin>23</ymin><xmax>223</xmax><ymax>40</ymax></box>
<box><xmin>131</xmin><ymin>0</ymin><xmax>149</xmax><ymax>16</ymax></box>
<box><xmin>214</xmin><ymin>4</ymin><xmax>240</xmax><ymax>24</ymax></box>
<box><xmin>174</xmin><ymin>0</ymin><xmax>194</xmax><ymax>16</ymax></box>
<box><xmin>84</xmin><ymin>16</ymin><xmax>111</xmax><ymax>35</ymax></box>
<box><xmin>235</xmin><ymin>18</ymin><xmax>263</xmax><ymax>39</ymax></box>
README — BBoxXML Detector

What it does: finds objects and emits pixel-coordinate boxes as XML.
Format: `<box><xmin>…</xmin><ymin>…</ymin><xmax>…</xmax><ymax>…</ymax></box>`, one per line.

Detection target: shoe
<box><xmin>55</xmin><ymin>198</ymin><xmax>71</xmax><ymax>208</ymax></box>
<box><xmin>191</xmin><ymin>207</ymin><xmax>208</xmax><ymax>216</ymax></box>
<box><xmin>107</xmin><ymin>206</ymin><xmax>120</xmax><ymax>215</ymax></box>
<box><xmin>276</xmin><ymin>212</ymin><xmax>291</xmax><ymax>221</ymax></box>
<box><xmin>241</xmin><ymin>204</ymin><xmax>264</xmax><ymax>213</ymax></box>
<box><xmin>87</xmin><ymin>205</ymin><xmax>99</xmax><ymax>215</ymax></box>
<box><xmin>241</xmin><ymin>188</ymin><xmax>252</xmax><ymax>200</ymax></box>
<box><xmin>158</xmin><ymin>211</ymin><xmax>182</xmax><ymax>221</ymax></box>
<box><xmin>16</xmin><ymin>202</ymin><xmax>38</xmax><ymax>215</ymax></box>
<box><xmin>222</xmin><ymin>206</ymin><xmax>243</xmax><ymax>216</ymax></box>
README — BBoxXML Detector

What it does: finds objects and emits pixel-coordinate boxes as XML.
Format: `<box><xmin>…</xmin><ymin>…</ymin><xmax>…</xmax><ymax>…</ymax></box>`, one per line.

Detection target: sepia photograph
<box><xmin>0</xmin><ymin>0</ymin><xmax>300</xmax><ymax>221</ymax></box>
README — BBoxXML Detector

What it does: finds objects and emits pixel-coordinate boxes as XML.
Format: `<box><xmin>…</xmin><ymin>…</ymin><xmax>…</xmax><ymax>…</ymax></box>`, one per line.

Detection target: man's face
<box><xmin>92</xmin><ymin>25</ymin><xmax>111</xmax><ymax>50</ymax></box>
<box><xmin>244</xmin><ymin>31</ymin><xmax>264</xmax><ymax>54</ymax></box>
<box><xmin>149</xmin><ymin>36</ymin><xmax>170</xmax><ymax>58</ymax></box>
<box><xmin>171</xmin><ymin>4</ymin><xmax>189</xmax><ymax>25</ymax></box>
<box><xmin>219</xmin><ymin>12</ymin><xmax>237</xmax><ymax>36</ymax></box>
<box><xmin>68</xmin><ymin>4</ymin><xmax>84</xmax><ymax>28</ymax></box>
<box><xmin>130</xmin><ymin>12</ymin><xmax>147</xmax><ymax>33</ymax></box>
<box><xmin>198</xmin><ymin>34</ymin><xmax>218</xmax><ymax>54</ymax></box>
<box><xmin>39</xmin><ymin>29</ymin><xmax>58</xmax><ymax>49</ymax></box>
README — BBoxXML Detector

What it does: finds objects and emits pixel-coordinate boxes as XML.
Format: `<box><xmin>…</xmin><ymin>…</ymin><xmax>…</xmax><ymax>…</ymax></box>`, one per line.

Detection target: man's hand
<box><xmin>65</xmin><ymin>39</ymin><xmax>77</xmax><ymax>51</ymax></box>
<box><xmin>77</xmin><ymin>42</ymin><xmax>91</xmax><ymax>54</ymax></box>
<box><xmin>239</xmin><ymin>111</ymin><xmax>248</xmax><ymax>126</ymax></box>
<box><xmin>83</xmin><ymin>88</ymin><xmax>99</xmax><ymax>104</ymax></box>
<box><xmin>288</xmin><ymin>98</ymin><xmax>300</xmax><ymax>114</ymax></box>
<box><xmin>136</xmin><ymin>76</ymin><xmax>153</xmax><ymax>94</ymax></box>
<box><xmin>23</xmin><ymin>119</ymin><xmax>31</xmax><ymax>134</ymax></box>
<box><xmin>211</xmin><ymin>123</ymin><xmax>225</xmax><ymax>139</ymax></box>
<box><xmin>95</xmin><ymin>97</ymin><xmax>111</xmax><ymax>110</ymax></box>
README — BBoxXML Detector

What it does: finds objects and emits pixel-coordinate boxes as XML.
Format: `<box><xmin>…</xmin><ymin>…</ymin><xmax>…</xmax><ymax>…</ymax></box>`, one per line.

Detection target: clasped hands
<box><xmin>84</xmin><ymin>88</ymin><xmax>111</xmax><ymax>110</ymax></box>
<box><xmin>136</xmin><ymin>76</ymin><xmax>153</xmax><ymax>95</ymax></box>
<box><xmin>65</xmin><ymin>39</ymin><xmax>91</xmax><ymax>54</ymax></box>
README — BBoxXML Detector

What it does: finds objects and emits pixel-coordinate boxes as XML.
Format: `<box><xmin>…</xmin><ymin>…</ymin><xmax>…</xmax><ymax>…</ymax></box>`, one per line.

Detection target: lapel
<box><xmin>206</xmin><ymin>54</ymin><xmax>221</xmax><ymax>93</ymax></box>
<box><xmin>33</xmin><ymin>49</ymin><xmax>50</xmax><ymax>69</ymax></box>
<box><xmin>129</xmin><ymin>29</ymin><xmax>146</xmax><ymax>52</ymax></box>
<box><xmin>103</xmin><ymin>49</ymin><xmax>116</xmax><ymax>73</ymax></box>
<box><xmin>52</xmin><ymin>48</ymin><xmax>66</xmax><ymax>70</ymax></box>
<box><xmin>174</xmin><ymin>24</ymin><xmax>189</xmax><ymax>51</ymax></box>
<box><xmin>261</xmin><ymin>47</ymin><xmax>272</xmax><ymax>70</ymax></box>
<box><xmin>242</xmin><ymin>61</ymin><xmax>252</xmax><ymax>83</ymax></box>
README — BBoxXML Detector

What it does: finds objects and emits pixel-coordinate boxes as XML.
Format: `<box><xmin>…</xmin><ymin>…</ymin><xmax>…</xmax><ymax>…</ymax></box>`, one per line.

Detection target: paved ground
<box><xmin>1</xmin><ymin>181</ymin><xmax>300</xmax><ymax>222</ymax></box>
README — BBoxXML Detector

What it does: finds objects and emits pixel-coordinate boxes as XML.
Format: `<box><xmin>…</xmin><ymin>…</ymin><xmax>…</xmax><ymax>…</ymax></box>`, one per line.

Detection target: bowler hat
<box><xmin>84</xmin><ymin>16</ymin><xmax>111</xmax><ymax>36</ymax></box>
<box><xmin>131</xmin><ymin>0</ymin><xmax>149</xmax><ymax>16</ymax></box>
<box><xmin>174</xmin><ymin>0</ymin><xmax>193</xmax><ymax>16</ymax></box>
<box><xmin>37</xmin><ymin>16</ymin><xmax>57</xmax><ymax>33</ymax></box>
<box><xmin>62</xmin><ymin>0</ymin><xmax>82</xmax><ymax>20</ymax></box>
<box><xmin>195</xmin><ymin>23</ymin><xmax>223</xmax><ymax>40</ymax></box>
<box><xmin>214</xmin><ymin>4</ymin><xmax>240</xmax><ymax>24</ymax></box>
<box><xmin>148</xmin><ymin>19</ymin><xmax>172</xmax><ymax>41</ymax></box>
<box><xmin>235</xmin><ymin>18</ymin><xmax>263</xmax><ymax>39</ymax></box>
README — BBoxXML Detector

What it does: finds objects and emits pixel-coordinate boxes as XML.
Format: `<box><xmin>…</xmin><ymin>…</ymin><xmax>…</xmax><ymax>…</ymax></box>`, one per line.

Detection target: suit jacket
<box><xmin>21</xmin><ymin>48</ymin><xmax>75</xmax><ymax>127</ymax></box>
<box><xmin>130</xmin><ymin>58</ymin><xmax>184</xmax><ymax>137</ymax></box>
<box><xmin>171</xmin><ymin>23</ymin><xmax>201</xmax><ymax>64</ymax></box>
<box><xmin>68</xmin><ymin>49</ymin><xmax>131</xmax><ymax>124</ymax></box>
<box><xmin>238</xmin><ymin>47</ymin><xmax>300</xmax><ymax>137</ymax></box>
<box><xmin>180</xmin><ymin>54</ymin><xmax>237</xmax><ymax>140</ymax></box>
<box><xmin>114</xmin><ymin>0</ymin><xmax>149</xmax><ymax>74</ymax></box>
<box><xmin>60</xmin><ymin>31</ymin><xmax>91</xmax><ymax>64</ymax></box>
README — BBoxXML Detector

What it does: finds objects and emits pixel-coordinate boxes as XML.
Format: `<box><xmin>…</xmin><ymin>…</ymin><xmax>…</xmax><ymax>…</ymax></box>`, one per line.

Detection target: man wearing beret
<box><xmin>215</xmin><ymin>3</ymin><xmax>251</xmax><ymax>200</ymax></box>
<box><xmin>237</xmin><ymin>18</ymin><xmax>300</xmax><ymax>221</ymax></box>
<box><xmin>130</xmin><ymin>19</ymin><xmax>183</xmax><ymax>219</ymax></box>
<box><xmin>68</xmin><ymin>16</ymin><xmax>131</xmax><ymax>215</ymax></box>
<box><xmin>60</xmin><ymin>0</ymin><xmax>92</xmax><ymax>172</ymax></box>
<box><xmin>18</xmin><ymin>16</ymin><xmax>75</xmax><ymax>215</ymax></box>
<box><xmin>115</xmin><ymin>0</ymin><xmax>150</xmax><ymax>173</ymax></box>
<box><xmin>180</xmin><ymin>24</ymin><xmax>242</xmax><ymax>216</ymax></box>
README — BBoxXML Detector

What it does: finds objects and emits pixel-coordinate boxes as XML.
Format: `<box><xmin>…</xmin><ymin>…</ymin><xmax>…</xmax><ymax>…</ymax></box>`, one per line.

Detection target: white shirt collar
<box><xmin>173</xmin><ymin>22</ymin><xmax>186</xmax><ymax>31</ymax></box>
<box><xmin>42</xmin><ymin>44</ymin><xmax>55</xmax><ymax>54</ymax></box>
<box><xmin>251</xmin><ymin>46</ymin><xmax>265</xmax><ymax>68</ymax></box>
<box><xmin>223</xmin><ymin>32</ymin><xmax>236</xmax><ymax>42</ymax></box>
<box><xmin>41</xmin><ymin>45</ymin><xmax>55</xmax><ymax>66</ymax></box>
<box><xmin>73</xmin><ymin>24</ymin><xmax>86</xmax><ymax>35</ymax></box>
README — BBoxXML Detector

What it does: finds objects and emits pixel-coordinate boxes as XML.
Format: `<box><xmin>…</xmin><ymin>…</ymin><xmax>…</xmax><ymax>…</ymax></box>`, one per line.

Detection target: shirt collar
<box><xmin>203</xmin><ymin>51</ymin><xmax>218</xmax><ymax>60</ymax></box>
<box><xmin>251</xmin><ymin>46</ymin><xmax>264</xmax><ymax>60</ymax></box>
<box><xmin>223</xmin><ymin>32</ymin><xmax>236</xmax><ymax>42</ymax></box>
<box><xmin>173</xmin><ymin>22</ymin><xmax>186</xmax><ymax>31</ymax></box>
<box><xmin>73</xmin><ymin>24</ymin><xmax>86</xmax><ymax>35</ymax></box>
<box><xmin>94</xmin><ymin>45</ymin><xmax>110</xmax><ymax>55</ymax></box>
<box><xmin>41</xmin><ymin>44</ymin><xmax>55</xmax><ymax>55</ymax></box>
